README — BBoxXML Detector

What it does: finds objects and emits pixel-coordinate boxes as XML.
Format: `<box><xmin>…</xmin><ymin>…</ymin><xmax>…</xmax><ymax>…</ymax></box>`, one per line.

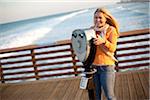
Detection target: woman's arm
<box><xmin>103</xmin><ymin>27</ymin><xmax>118</xmax><ymax>52</ymax></box>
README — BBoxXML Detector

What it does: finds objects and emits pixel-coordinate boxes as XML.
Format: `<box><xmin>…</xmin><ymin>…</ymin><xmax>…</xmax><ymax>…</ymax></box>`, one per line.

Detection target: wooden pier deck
<box><xmin>1</xmin><ymin>69</ymin><xmax>149</xmax><ymax>100</ymax></box>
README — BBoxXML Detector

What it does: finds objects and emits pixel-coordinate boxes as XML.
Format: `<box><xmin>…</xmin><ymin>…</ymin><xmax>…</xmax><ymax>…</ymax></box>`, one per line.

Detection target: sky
<box><xmin>0</xmin><ymin>0</ymin><xmax>120</xmax><ymax>24</ymax></box>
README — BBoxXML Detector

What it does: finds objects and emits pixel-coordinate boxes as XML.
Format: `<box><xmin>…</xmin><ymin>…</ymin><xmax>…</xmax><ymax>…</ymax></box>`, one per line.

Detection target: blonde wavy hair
<box><xmin>94</xmin><ymin>8</ymin><xmax>120</xmax><ymax>35</ymax></box>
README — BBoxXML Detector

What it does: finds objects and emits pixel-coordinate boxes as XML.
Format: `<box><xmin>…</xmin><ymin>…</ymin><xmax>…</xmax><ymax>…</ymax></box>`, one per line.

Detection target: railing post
<box><xmin>70</xmin><ymin>44</ymin><xmax>78</xmax><ymax>76</ymax></box>
<box><xmin>115</xmin><ymin>45</ymin><xmax>119</xmax><ymax>72</ymax></box>
<box><xmin>31</xmin><ymin>49</ymin><xmax>39</xmax><ymax>80</ymax></box>
<box><xmin>0</xmin><ymin>59</ymin><xmax>4</xmax><ymax>83</ymax></box>
<box><xmin>115</xmin><ymin>65</ymin><xmax>119</xmax><ymax>72</ymax></box>
<box><xmin>115</xmin><ymin>59</ymin><xmax>119</xmax><ymax>72</ymax></box>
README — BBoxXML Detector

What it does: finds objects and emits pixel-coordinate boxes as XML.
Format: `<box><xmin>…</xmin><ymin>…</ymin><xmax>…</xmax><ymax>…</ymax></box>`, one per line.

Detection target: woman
<box><xmin>92</xmin><ymin>8</ymin><xmax>119</xmax><ymax>100</ymax></box>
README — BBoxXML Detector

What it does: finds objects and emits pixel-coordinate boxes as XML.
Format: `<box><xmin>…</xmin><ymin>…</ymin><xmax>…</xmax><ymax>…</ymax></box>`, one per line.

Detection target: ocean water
<box><xmin>0</xmin><ymin>2</ymin><xmax>149</xmax><ymax>50</ymax></box>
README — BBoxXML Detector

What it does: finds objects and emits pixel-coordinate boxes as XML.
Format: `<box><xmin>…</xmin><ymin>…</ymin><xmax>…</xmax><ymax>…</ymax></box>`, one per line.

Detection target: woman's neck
<box><xmin>94</xmin><ymin>24</ymin><xmax>109</xmax><ymax>32</ymax></box>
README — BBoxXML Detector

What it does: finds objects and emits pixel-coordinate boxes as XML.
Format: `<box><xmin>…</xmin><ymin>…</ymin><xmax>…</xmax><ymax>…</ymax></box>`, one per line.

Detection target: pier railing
<box><xmin>0</xmin><ymin>28</ymin><xmax>149</xmax><ymax>83</ymax></box>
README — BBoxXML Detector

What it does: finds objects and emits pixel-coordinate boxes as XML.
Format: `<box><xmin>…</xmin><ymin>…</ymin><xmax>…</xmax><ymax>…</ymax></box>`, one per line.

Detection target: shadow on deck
<box><xmin>1</xmin><ymin>69</ymin><xmax>149</xmax><ymax>100</ymax></box>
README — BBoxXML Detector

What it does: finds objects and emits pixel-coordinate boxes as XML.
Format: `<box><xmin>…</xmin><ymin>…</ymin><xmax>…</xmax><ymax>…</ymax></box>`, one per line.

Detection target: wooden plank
<box><xmin>121</xmin><ymin>73</ymin><xmax>129</xmax><ymax>100</ymax></box>
<box><xmin>117</xmin><ymin>44</ymin><xmax>149</xmax><ymax>51</ymax></box>
<box><xmin>48</xmin><ymin>80</ymin><xmax>71</xmax><ymax>99</ymax></box>
<box><xmin>17</xmin><ymin>84</ymin><xmax>34</xmax><ymax>100</ymax></box>
<box><xmin>36</xmin><ymin>54</ymin><xmax>72</xmax><ymax>61</ymax></box>
<box><xmin>118</xmin><ymin>73</ymin><xmax>124</xmax><ymax>100</ymax></box>
<box><xmin>132</xmin><ymin>71</ymin><xmax>145</xmax><ymax>99</ymax></box>
<box><xmin>81</xmin><ymin>90</ymin><xmax>89</xmax><ymax>100</ymax></box>
<box><xmin>0</xmin><ymin>43</ymin><xmax>70</xmax><ymax>54</ymax></box>
<box><xmin>36</xmin><ymin>60</ymin><xmax>73</xmax><ymax>67</ymax></box>
<box><xmin>119</xmin><ymin>57</ymin><xmax>149</xmax><ymax>63</ymax></box>
<box><xmin>0</xmin><ymin>45</ymin><xmax>37</xmax><ymax>54</ymax></box>
<box><xmin>142</xmin><ymin>70</ymin><xmax>149</xmax><ymax>84</ymax></box>
<box><xmin>115</xmin><ymin>73</ymin><xmax>121</xmax><ymax>100</ymax></box>
<box><xmin>38</xmin><ymin>66</ymin><xmax>74</xmax><ymax>72</ymax></box>
<box><xmin>56</xmin><ymin>39</ymin><xmax>71</xmax><ymax>44</ymax></box>
<box><xmin>117</xmin><ymin>50</ymin><xmax>149</xmax><ymax>57</ymax></box>
<box><xmin>1</xmin><ymin>84</ymin><xmax>22</xmax><ymax>100</ymax></box>
<box><xmin>75</xmin><ymin>88</ymin><xmax>84</xmax><ymax>100</ymax></box>
<box><xmin>4</xmin><ymin>75</ymin><xmax>36</xmax><ymax>81</ymax></box>
<box><xmin>119</xmin><ymin>28</ymin><xmax>149</xmax><ymax>37</ymax></box>
<box><xmin>137</xmin><ymin>71</ymin><xmax>149</xmax><ymax>99</ymax></box>
<box><xmin>39</xmin><ymin>71</ymin><xmax>82</xmax><ymax>78</ymax></box>
<box><xmin>1</xmin><ymin>59</ymin><xmax>32</xmax><ymax>65</ymax></box>
<box><xmin>2</xmin><ymin>65</ymin><xmax>33</xmax><ymax>70</ymax></box>
<box><xmin>62</xmin><ymin>79</ymin><xmax>79</xmax><ymax>100</ymax></box>
<box><xmin>2</xmin><ymin>79</ymin><xmax>60</xmax><ymax>100</ymax></box>
<box><xmin>119</xmin><ymin>63</ymin><xmax>149</xmax><ymax>69</ymax></box>
<box><xmin>34</xmin><ymin>42</ymin><xmax>70</xmax><ymax>50</ymax></box>
<box><xmin>118</xmin><ymin>38</ymin><xmax>149</xmax><ymax>45</ymax></box>
<box><xmin>39</xmin><ymin>81</ymin><xmax>59</xmax><ymax>100</ymax></box>
<box><xmin>35</xmin><ymin>48</ymin><xmax>71</xmax><ymax>55</ymax></box>
<box><xmin>0</xmin><ymin>53</ymin><xmax>31</xmax><ymax>59</ymax></box>
<box><xmin>67</xmin><ymin>79</ymin><xmax>81</xmax><ymax>100</ymax></box>
<box><xmin>126</xmin><ymin>72</ymin><xmax>137</xmax><ymax>100</ymax></box>
<box><xmin>20</xmin><ymin>81</ymin><xmax>59</xmax><ymax>100</ymax></box>
<box><xmin>3</xmin><ymin>70</ymin><xmax>35</xmax><ymax>76</ymax></box>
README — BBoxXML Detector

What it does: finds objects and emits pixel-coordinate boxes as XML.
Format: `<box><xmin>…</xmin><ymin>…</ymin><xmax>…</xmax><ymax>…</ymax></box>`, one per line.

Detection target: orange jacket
<box><xmin>93</xmin><ymin>26</ymin><xmax>119</xmax><ymax>65</ymax></box>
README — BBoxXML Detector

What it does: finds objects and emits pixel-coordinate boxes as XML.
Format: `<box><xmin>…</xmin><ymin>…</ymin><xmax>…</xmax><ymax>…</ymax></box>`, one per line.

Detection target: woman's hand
<box><xmin>93</xmin><ymin>35</ymin><xmax>105</xmax><ymax>45</ymax></box>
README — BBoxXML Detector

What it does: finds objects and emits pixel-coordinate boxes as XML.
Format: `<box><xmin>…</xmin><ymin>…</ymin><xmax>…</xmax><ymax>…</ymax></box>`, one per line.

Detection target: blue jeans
<box><xmin>93</xmin><ymin>65</ymin><xmax>116</xmax><ymax>100</ymax></box>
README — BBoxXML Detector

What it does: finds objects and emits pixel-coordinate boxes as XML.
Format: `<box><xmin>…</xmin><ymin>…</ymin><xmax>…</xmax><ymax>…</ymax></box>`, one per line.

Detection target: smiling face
<box><xmin>94</xmin><ymin>12</ymin><xmax>107</xmax><ymax>28</ymax></box>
